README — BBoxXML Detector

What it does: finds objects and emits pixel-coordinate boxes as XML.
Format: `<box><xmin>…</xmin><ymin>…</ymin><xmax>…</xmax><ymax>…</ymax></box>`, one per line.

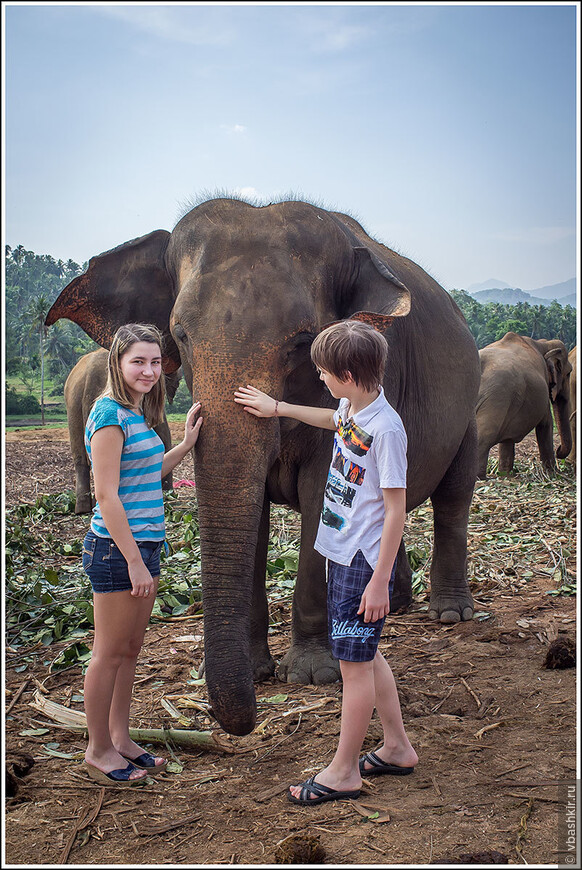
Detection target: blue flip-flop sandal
<box><xmin>83</xmin><ymin>761</ymin><xmax>148</xmax><ymax>787</ymax></box>
<box><xmin>122</xmin><ymin>751</ymin><xmax>168</xmax><ymax>774</ymax></box>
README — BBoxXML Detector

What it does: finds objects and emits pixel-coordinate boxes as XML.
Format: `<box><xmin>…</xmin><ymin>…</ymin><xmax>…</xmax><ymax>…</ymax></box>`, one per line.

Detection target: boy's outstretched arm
<box><xmin>234</xmin><ymin>385</ymin><xmax>336</xmax><ymax>430</ymax></box>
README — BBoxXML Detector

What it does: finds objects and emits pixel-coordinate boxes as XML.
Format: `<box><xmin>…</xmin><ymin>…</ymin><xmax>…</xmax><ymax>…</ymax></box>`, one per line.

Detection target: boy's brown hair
<box><xmin>99</xmin><ymin>323</ymin><xmax>166</xmax><ymax>427</ymax></box>
<box><xmin>310</xmin><ymin>319</ymin><xmax>388</xmax><ymax>392</ymax></box>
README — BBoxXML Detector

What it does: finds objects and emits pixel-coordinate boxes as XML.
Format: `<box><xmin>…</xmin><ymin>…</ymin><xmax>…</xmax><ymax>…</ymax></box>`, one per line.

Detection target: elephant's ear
<box><xmin>320</xmin><ymin>311</ymin><xmax>396</xmax><ymax>333</ymax></box>
<box><xmin>45</xmin><ymin>230</ymin><xmax>181</xmax><ymax>373</ymax></box>
<box><xmin>544</xmin><ymin>348</ymin><xmax>566</xmax><ymax>401</ymax></box>
<box><xmin>344</xmin><ymin>247</ymin><xmax>411</xmax><ymax>321</ymax></box>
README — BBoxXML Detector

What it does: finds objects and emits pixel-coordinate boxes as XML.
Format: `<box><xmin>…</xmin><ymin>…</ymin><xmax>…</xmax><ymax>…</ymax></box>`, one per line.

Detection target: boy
<box><xmin>234</xmin><ymin>319</ymin><xmax>417</xmax><ymax>805</ymax></box>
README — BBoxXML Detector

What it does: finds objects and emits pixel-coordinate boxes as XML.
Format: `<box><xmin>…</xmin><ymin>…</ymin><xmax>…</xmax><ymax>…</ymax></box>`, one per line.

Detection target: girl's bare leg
<box><xmin>84</xmin><ymin>590</ymin><xmax>152</xmax><ymax>778</ymax></box>
<box><xmin>108</xmin><ymin>578</ymin><xmax>165</xmax><ymax>766</ymax></box>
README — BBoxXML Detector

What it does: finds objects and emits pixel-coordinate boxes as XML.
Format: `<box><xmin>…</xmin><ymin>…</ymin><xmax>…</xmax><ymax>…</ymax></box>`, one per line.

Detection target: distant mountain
<box><xmin>528</xmin><ymin>277</ymin><xmax>576</xmax><ymax>300</ymax></box>
<box><xmin>470</xmin><ymin>288</ymin><xmax>550</xmax><ymax>306</ymax></box>
<box><xmin>467</xmin><ymin>279</ymin><xmax>512</xmax><ymax>293</ymax></box>
<box><xmin>466</xmin><ymin>277</ymin><xmax>576</xmax><ymax>309</ymax></box>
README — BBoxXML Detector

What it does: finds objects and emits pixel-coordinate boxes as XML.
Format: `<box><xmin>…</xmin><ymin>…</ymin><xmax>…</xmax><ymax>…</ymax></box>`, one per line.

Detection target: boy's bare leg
<box><xmin>360</xmin><ymin>651</ymin><xmax>418</xmax><ymax>771</ymax></box>
<box><xmin>289</xmin><ymin>658</ymin><xmax>373</xmax><ymax>799</ymax></box>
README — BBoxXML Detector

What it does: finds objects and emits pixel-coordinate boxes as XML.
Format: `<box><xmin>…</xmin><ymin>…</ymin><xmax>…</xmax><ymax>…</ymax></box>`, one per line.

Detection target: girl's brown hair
<box><xmin>310</xmin><ymin>319</ymin><xmax>388</xmax><ymax>392</ymax></box>
<box><xmin>101</xmin><ymin>324</ymin><xmax>166</xmax><ymax>427</ymax></box>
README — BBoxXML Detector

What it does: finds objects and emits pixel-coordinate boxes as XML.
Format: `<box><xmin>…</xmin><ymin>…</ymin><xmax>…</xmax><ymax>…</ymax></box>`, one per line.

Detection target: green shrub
<box><xmin>168</xmin><ymin>380</ymin><xmax>193</xmax><ymax>413</ymax></box>
<box><xmin>5</xmin><ymin>387</ymin><xmax>41</xmax><ymax>415</ymax></box>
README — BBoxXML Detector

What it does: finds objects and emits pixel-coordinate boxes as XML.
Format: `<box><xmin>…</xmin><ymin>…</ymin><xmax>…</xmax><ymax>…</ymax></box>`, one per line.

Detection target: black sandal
<box><xmin>288</xmin><ymin>774</ymin><xmax>360</xmax><ymax>806</ymax></box>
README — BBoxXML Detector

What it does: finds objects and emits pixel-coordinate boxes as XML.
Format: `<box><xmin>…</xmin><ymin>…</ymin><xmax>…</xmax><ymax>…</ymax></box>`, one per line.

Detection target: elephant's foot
<box><xmin>252</xmin><ymin>652</ymin><xmax>276</xmax><ymax>682</ymax></box>
<box><xmin>428</xmin><ymin>586</ymin><xmax>474</xmax><ymax>624</ymax></box>
<box><xmin>75</xmin><ymin>495</ymin><xmax>93</xmax><ymax>515</ymax></box>
<box><xmin>277</xmin><ymin>642</ymin><xmax>340</xmax><ymax>685</ymax></box>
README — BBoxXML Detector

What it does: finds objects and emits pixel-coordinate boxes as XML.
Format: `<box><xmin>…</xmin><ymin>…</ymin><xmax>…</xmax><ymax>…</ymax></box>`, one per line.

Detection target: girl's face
<box><xmin>119</xmin><ymin>341</ymin><xmax>162</xmax><ymax>406</ymax></box>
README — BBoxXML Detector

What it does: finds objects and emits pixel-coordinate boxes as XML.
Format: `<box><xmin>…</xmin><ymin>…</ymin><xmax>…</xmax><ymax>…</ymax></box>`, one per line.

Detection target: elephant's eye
<box><xmin>173</xmin><ymin>324</ymin><xmax>188</xmax><ymax>343</ymax></box>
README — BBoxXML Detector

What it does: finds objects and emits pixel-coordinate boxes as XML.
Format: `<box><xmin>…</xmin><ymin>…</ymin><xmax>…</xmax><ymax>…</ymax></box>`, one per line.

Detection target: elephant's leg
<box><xmin>477</xmin><ymin>443</ymin><xmax>490</xmax><ymax>480</ymax></box>
<box><xmin>74</xmin><ymin>458</ymin><xmax>93</xmax><ymax>515</ymax></box>
<box><xmin>250</xmin><ymin>494</ymin><xmax>277</xmax><ymax>681</ymax></box>
<box><xmin>428</xmin><ymin>422</ymin><xmax>476</xmax><ymax>624</ymax></box>
<box><xmin>390</xmin><ymin>539</ymin><xmax>413</xmax><ymax>612</ymax></box>
<box><xmin>277</xmin><ymin>464</ymin><xmax>340</xmax><ymax>685</ymax></box>
<box><xmin>498</xmin><ymin>440</ymin><xmax>515</xmax><ymax>475</ymax></box>
<box><xmin>535</xmin><ymin>414</ymin><xmax>557</xmax><ymax>474</ymax></box>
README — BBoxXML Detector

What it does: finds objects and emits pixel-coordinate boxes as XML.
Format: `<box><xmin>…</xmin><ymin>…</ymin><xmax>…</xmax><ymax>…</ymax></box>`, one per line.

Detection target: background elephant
<box><xmin>64</xmin><ymin>348</ymin><xmax>179</xmax><ymax>513</ymax></box>
<box><xmin>46</xmin><ymin>196</ymin><xmax>480</xmax><ymax>736</ymax></box>
<box><xmin>476</xmin><ymin>332</ymin><xmax>573</xmax><ymax>478</ymax></box>
<box><xmin>566</xmin><ymin>346</ymin><xmax>576</xmax><ymax>464</ymax></box>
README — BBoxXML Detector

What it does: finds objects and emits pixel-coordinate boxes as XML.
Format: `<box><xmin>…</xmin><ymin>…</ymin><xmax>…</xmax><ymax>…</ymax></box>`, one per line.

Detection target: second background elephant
<box><xmin>476</xmin><ymin>332</ymin><xmax>573</xmax><ymax>478</ymax></box>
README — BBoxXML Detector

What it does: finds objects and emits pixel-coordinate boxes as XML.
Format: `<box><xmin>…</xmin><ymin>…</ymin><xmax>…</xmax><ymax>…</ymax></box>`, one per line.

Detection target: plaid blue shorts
<box><xmin>327</xmin><ymin>550</ymin><xmax>396</xmax><ymax>663</ymax></box>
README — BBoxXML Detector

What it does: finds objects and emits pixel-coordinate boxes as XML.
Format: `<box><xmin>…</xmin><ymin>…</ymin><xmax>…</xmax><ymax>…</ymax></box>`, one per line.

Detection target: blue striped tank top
<box><xmin>85</xmin><ymin>396</ymin><xmax>165</xmax><ymax>541</ymax></box>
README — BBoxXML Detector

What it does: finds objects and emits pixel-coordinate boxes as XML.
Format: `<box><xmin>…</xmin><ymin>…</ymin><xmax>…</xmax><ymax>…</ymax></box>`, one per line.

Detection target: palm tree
<box><xmin>24</xmin><ymin>294</ymin><xmax>51</xmax><ymax>425</ymax></box>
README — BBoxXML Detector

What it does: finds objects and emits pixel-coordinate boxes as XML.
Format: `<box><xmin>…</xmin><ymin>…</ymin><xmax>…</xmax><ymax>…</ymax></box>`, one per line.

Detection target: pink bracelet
<box><xmin>274</xmin><ymin>401</ymin><xmax>279</xmax><ymax>417</ymax></box>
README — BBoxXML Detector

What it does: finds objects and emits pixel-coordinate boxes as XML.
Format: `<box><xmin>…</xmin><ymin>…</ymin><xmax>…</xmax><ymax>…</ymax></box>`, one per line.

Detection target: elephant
<box><xmin>45</xmin><ymin>196</ymin><xmax>481</xmax><ymax>736</ymax></box>
<box><xmin>476</xmin><ymin>332</ymin><xmax>573</xmax><ymax>478</ymax></box>
<box><xmin>64</xmin><ymin>347</ymin><xmax>179</xmax><ymax>514</ymax></box>
<box><xmin>566</xmin><ymin>346</ymin><xmax>576</xmax><ymax>464</ymax></box>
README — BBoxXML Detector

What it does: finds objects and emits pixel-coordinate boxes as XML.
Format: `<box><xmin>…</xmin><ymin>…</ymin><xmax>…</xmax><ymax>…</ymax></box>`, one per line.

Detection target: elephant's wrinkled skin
<box><xmin>476</xmin><ymin>332</ymin><xmax>573</xmax><ymax>478</ymax></box>
<box><xmin>46</xmin><ymin>198</ymin><xmax>480</xmax><ymax>735</ymax></box>
<box><xmin>64</xmin><ymin>348</ymin><xmax>177</xmax><ymax>513</ymax></box>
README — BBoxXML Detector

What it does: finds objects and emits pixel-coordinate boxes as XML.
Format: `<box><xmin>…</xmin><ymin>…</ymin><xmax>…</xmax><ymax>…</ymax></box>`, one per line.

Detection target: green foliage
<box><xmin>450</xmin><ymin>289</ymin><xmax>577</xmax><ymax>350</ymax></box>
<box><xmin>5</xmin><ymin>245</ymin><xmax>99</xmax><ymax>407</ymax></box>
<box><xmin>168</xmin><ymin>380</ymin><xmax>193</xmax><ymax>414</ymax></box>
<box><xmin>5</xmin><ymin>493</ymin><xmax>93</xmax><ymax>668</ymax></box>
<box><xmin>5</xmin><ymin>387</ymin><xmax>41</xmax><ymax>414</ymax></box>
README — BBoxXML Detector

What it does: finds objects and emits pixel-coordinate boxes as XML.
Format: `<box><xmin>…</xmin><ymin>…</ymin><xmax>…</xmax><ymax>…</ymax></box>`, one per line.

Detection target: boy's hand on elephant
<box><xmin>183</xmin><ymin>402</ymin><xmax>203</xmax><ymax>448</ymax></box>
<box><xmin>234</xmin><ymin>385</ymin><xmax>278</xmax><ymax>418</ymax></box>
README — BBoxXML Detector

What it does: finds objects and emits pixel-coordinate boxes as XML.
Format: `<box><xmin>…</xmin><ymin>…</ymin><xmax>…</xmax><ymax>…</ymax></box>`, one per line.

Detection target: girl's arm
<box><xmin>358</xmin><ymin>487</ymin><xmax>407</xmax><ymax>623</ymax></box>
<box><xmin>161</xmin><ymin>402</ymin><xmax>203</xmax><ymax>478</ymax></box>
<box><xmin>234</xmin><ymin>385</ymin><xmax>336</xmax><ymax>430</ymax></box>
<box><xmin>90</xmin><ymin>426</ymin><xmax>154</xmax><ymax>598</ymax></box>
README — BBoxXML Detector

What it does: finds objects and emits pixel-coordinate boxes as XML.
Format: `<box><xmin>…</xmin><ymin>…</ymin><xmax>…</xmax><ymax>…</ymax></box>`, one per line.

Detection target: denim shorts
<box><xmin>327</xmin><ymin>550</ymin><xmax>396</xmax><ymax>663</ymax></box>
<box><xmin>82</xmin><ymin>530</ymin><xmax>162</xmax><ymax>594</ymax></box>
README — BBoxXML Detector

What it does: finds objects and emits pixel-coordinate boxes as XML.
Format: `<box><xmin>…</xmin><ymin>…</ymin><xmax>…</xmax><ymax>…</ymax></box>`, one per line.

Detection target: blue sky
<box><xmin>3</xmin><ymin>2</ymin><xmax>579</xmax><ymax>292</ymax></box>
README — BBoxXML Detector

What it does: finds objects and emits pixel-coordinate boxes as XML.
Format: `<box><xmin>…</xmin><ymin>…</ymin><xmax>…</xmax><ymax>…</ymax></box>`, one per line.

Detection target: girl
<box><xmin>81</xmin><ymin>323</ymin><xmax>202</xmax><ymax>786</ymax></box>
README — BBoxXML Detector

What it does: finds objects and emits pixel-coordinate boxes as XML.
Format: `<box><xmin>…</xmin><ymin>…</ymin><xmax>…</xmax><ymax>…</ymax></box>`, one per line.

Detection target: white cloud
<box><xmin>234</xmin><ymin>187</ymin><xmax>263</xmax><ymax>201</ymax></box>
<box><xmin>220</xmin><ymin>123</ymin><xmax>247</xmax><ymax>136</ymax></box>
<box><xmin>95</xmin><ymin>5</ymin><xmax>233</xmax><ymax>47</ymax></box>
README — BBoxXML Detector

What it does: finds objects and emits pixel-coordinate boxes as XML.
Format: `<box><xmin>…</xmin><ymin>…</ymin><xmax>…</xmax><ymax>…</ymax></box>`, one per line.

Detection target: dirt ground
<box><xmin>3</xmin><ymin>425</ymin><xmax>578</xmax><ymax>867</ymax></box>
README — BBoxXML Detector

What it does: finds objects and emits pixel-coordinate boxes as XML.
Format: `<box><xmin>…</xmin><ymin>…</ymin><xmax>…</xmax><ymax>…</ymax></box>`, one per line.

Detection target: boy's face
<box><xmin>317</xmin><ymin>368</ymin><xmax>351</xmax><ymax>399</ymax></box>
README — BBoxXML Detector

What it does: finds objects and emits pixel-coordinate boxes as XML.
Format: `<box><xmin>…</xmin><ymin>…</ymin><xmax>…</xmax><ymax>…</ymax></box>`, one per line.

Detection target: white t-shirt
<box><xmin>314</xmin><ymin>386</ymin><xmax>407</xmax><ymax>568</ymax></box>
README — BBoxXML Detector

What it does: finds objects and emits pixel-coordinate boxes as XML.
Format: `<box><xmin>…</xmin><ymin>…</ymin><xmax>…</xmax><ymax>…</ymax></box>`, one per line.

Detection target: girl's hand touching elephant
<box><xmin>183</xmin><ymin>402</ymin><xmax>203</xmax><ymax>448</ymax></box>
<box><xmin>234</xmin><ymin>386</ymin><xmax>278</xmax><ymax>418</ymax></box>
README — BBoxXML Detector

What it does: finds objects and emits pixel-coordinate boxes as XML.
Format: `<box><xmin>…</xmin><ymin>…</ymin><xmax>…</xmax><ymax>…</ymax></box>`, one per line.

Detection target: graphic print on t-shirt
<box><xmin>331</xmin><ymin>450</ymin><xmax>366</xmax><ymax>485</ymax></box>
<box><xmin>324</xmin><ymin>473</ymin><xmax>356</xmax><ymax>508</ymax></box>
<box><xmin>337</xmin><ymin>418</ymin><xmax>373</xmax><ymax>456</ymax></box>
<box><xmin>322</xmin><ymin>415</ymin><xmax>372</xmax><ymax>531</ymax></box>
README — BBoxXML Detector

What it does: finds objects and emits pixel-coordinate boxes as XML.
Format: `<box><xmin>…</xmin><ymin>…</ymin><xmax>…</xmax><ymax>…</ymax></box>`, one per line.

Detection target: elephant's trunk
<box><xmin>192</xmin><ymin>378</ymin><xmax>280</xmax><ymax>735</ymax></box>
<box><xmin>554</xmin><ymin>394</ymin><xmax>573</xmax><ymax>460</ymax></box>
